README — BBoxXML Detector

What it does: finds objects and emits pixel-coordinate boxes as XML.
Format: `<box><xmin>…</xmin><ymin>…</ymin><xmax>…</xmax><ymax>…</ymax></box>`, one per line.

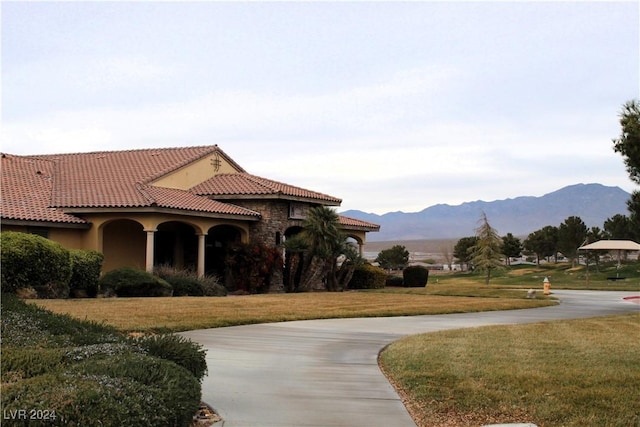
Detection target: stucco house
<box><xmin>0</xmin><ymin>145</ymin><xmax>379</xmax><ymax>289</ymax></box>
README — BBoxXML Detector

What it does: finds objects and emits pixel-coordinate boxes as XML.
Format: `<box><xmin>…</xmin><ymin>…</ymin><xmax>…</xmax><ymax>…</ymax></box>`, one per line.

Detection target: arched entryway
<box><xmin>205</xmin><ymin>225</ymin><xmax>242</xmax><ymax>279</ymax></box>
<box><xmin>102</xmin><ymin>219</ymin><xmax>146</xmax><ymax>272</ymax></box>
<box><xmin>155</xmin><ymin>221</ymin><xmax>198</xmax><ymax>271</ymax></box>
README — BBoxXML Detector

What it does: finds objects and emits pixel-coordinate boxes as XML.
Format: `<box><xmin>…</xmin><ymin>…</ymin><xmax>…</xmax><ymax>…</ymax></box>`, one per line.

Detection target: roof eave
<box><xmin>0</xmin><ymin>218</ymin><xmax>91</xmax><ymax>229</ymax></box>
<box><xmin>59</xmin><ymin>206</ymin><xmax>261</xmax><ymax>221</ymax></box>
<box><xmin>202</xmin><ymin>193</ymin><xmax>342</xmax><ymax>206</ymax></box>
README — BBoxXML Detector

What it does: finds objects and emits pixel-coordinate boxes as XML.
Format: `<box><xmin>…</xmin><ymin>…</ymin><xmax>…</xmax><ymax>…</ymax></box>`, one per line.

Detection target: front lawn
<box><xmin>33</xmin><ymin>289</ymin><xmax>554</xmax><ymax>333</ymax></box>
<box><xmin>379</xmin><ymin>313</ymin><xmax>640</xmax><ymax>426</ymax></box>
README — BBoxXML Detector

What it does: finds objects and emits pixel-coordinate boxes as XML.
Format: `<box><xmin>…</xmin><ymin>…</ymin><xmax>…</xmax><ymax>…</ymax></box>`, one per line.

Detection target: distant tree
<box><xmin>557</xmin><ymin>216</ymin><xmax>588</xmax><ymax>267</ymax></box>
<box><xmin>501</xmin><ymin>233</ymin><xmax>522</xmax><ymax>266</ymax></box>
<box><xmin>612</xmin><ymin>99</ymin><xmax>640</xmax><ymax>233</ymax></box>
<box><xmin>453</xmin><ymin>236</ymin><xmax>478</xmax><ymax>271</ymax></box>
<box><xmin>440</xmin><ymin>242</ymin><xmax>454</xmax><ymax>271</ymax></box>
<box><xmin>613</xmin><ymin>99</ymin><xmax>640</xmax><ymax>185</ymax></box>
<box><xmin>375</xmin><ymin>245</ymin><xmax>409</xmax><ymax>270</ymax></box>
<box><xmin>603</xmin><ymin>214</ymin><xmax>633</xmax><ymax>239</ymax></box>
<box><xmin>471</xmin><ymin>212</ymin><xmax>503</xmax><ymax>284</ymax></box>
<box><xmin>523</xmin><ymin>226</ymin><xmax>558</xmax><ymax>265</ymax></box>
<box><xmin>584</xmin><ymin>226</ymin><xmax>606</xmax><ymax>272</ymax></box>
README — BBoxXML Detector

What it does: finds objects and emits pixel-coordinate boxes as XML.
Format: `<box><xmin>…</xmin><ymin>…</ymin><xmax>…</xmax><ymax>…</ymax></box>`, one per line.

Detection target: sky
<box><xmin>2</xmin><ymin>1</ymin><xmax>638</xmax><ymax>214</ymax></box>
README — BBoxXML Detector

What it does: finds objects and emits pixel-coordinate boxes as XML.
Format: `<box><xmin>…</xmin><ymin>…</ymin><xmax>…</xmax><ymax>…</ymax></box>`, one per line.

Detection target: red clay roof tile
<box><xmin>0</xmin><ymin>154</ymin><xmax>88</xmax><ymax>224</ymax></box>
<box><xmin>338</xmin><ymin>215</ymin><xmax>380</xmax><ymax>231</ymax></box>
<box><xmin>1</xmin><ymin>146</ymin><xmax>365</xmax><ymax>226</ymax></box>
<box><xmin>192</xmin><ymin>173</ymin><xmax>342</xmax><ymax>204</ymax></box>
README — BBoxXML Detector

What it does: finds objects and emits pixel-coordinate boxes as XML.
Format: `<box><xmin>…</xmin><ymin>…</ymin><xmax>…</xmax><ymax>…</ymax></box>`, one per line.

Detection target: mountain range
<box><xmin>340</xmin><ymin>183</ymin><xmax>632</xmax><ymax>242</ymax></box>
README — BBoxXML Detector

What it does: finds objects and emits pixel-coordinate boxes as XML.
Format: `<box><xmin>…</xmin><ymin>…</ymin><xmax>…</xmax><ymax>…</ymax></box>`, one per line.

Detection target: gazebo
<box><xmin>578</xmin><ymin>239</ymin><xmax>640</xmax><ymax>279</ymax></box>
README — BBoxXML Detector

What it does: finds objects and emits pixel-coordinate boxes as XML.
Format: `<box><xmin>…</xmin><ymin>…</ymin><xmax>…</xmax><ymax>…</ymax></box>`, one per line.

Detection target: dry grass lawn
<box><xmin>33</xmin><ymin>291</ymin><xmax>553</xmax><ymax>333</ymax></box>
<box><xmin>379</xmin><ymin>313</ymin><xmax>640</xmax><ymax>427</ymax></box>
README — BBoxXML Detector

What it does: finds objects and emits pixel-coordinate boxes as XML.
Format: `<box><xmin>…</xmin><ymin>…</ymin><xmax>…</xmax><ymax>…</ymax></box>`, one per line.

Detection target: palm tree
<box><xmin>285</xmin><ymin>206</ymin><xmax>360</xmax><ymax>292</ymax></box>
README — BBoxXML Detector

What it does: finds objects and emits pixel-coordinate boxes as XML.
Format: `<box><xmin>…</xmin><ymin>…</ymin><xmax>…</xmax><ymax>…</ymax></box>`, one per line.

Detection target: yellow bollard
<box><xmin>543</xmin><ymin>277</ymin><xmax>551</xmax><ymax>295</ymax></box>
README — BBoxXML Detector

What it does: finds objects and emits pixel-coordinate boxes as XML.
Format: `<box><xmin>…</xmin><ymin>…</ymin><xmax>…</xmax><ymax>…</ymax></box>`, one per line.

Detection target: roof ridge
<box><xmin>24</xmin><ymin>144</ymin><xmax>220</xmax><ymax>158</ymax></box>
<box><xmin>241</xmin><ymin>173</ymin><xmax>283</xmax><ymax>194</ymax></box>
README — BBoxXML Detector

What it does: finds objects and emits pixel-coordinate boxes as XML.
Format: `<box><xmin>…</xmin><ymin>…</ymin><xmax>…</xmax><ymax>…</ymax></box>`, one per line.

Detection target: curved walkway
<box><xmin>181</xmin><ymin>291</ymin><xmax>639</xmax><ymax>427</ymax></box>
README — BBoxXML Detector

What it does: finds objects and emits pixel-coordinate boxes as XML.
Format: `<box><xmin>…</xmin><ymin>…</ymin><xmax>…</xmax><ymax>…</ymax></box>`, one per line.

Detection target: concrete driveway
<box><xmin>181</xmin><ymin>291</ymin><xmax>639</xmax><ymax>427</ymax></box>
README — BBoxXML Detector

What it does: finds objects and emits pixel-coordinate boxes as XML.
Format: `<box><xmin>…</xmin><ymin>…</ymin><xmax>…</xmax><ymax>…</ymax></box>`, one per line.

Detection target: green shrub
<box><xmin>348</xmin><ymin>264</ymin><xmax>387</xmax><ymax>289</ymax></box>
<box><xmin>0</xmin><ymin>231</ymin><xmax>72</xmax><ymax>298</ymax></box>
<box><xmin>385</xmin><ymin>274</ymin><xmax>404</xmax><ymax>287</ymax></box>
<box><xmin>69</xmin><ymin>353</ymin><xmax>201</xmax><ymax>426</ymax></box>
<box><xmin>154</xmin><ymin>265</ymin><xmax>227</xmax><ymax>297</ymax></box>
<box><xmin>1</xmin><ymin>347</ymin><xmax>64</xmax><ymax>380</ymax></box>
<box><xmin>1</xmin><ymin>293</ymin><xmax>121</xmax><ymax>348</ymax></box>
<box><xmin>99</xmin><ymin>267</ymin><xmax>173</xmax><ymax>297</ymax></box>
<box><xmin>0</xmin><ymin>293</ymin><xmax>204</xmax><ymax>427</ymax></box>
<box><xmin>133</xmin><ymin>333</ymin><xmax>208</xmax><ymax>381</ymax></box>
<box><xmin>1</xmin><ymin>372</ymin><xmax>178</xmax><ymax>427</ymax></box>
<box><xmin>69</xmin><ymin>249</ymin><xmax>104</xmax><ymax>297</ymax></box>
<box><xmin>403</xmin><ymin>265</ymin><xmax>429</xmax><ymax>287</ymax></box>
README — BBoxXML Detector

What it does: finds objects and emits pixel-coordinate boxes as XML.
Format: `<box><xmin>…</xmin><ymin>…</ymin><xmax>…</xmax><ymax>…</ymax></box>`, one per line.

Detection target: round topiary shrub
<box><xmin>403</xmin><ymin>265</ymin><xmax>429</xmax><ymax>287</ymax></box>
<box><xmin>0</xmin><ymin>231</ymin><xmax>72</xmax><ymax>298</ymax></box>
<box><xmin>69</xmin><ymin>249</ymin><xmax>104</xmax><ymax>297</ymax></box>
<box><xmin>98</xmin><ymin>267</ymin><xmax>172</xmax><ymax>297</ymax></box>
<box><xmin>348</xmin><ymin>264</ymin><xmax>387</xmax><ymax>289</ymax></box>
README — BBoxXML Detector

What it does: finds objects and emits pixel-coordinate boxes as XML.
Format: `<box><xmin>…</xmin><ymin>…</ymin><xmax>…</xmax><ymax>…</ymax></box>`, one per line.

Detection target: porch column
<box><xmin>144</xmin><ymin>228</ymin><xmax>157</xmax><ymax>273</ymax></box>
<box><xmin>197</xmin><ymin>233</ymin><xmax>207</xmax><ymax>278</ymax></box>
<box><xmin>358</xmin><ymin>242</ymin><xmax>364</xmax><ymax>257</ymax></box>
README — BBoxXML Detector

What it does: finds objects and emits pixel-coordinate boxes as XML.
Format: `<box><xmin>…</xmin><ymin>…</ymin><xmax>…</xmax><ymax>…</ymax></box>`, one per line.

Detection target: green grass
<box><xmin>379</xmin><ymin>313</ymin><xmax>640</xmax><ymax>427</ymax></box>
<box><xmin>432</xmin><ymin>261</ymin><xmax>640</xmax><ymax>291</ymax></box>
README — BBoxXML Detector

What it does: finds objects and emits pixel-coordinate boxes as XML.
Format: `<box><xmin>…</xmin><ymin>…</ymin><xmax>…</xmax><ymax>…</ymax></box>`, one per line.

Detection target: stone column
<box><xmin>197</xmin><ymin>233</ymin><xmax>207</xmax><ymax>278</ymax></box>
<box><xmin>144</xmin><ymin>229</ymin><xmax>157</xmax><ymax>273</ymax></box>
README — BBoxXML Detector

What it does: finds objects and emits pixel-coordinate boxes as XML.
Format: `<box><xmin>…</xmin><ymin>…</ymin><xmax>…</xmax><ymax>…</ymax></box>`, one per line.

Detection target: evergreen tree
<box><xmin>612</xmin><ymin>99</ymin><xmax>640</xmax><ymax>235</ymax></box>
<box><xmin>501</xmin><ymin>233</ymin><xmax>522</xmax><ymax>265</ymax></box>
<box><xmin>557</xmin><ymin>216</ymin><xmax>588</xmax><ymax>267</ymax></box>
<box><xmin>375</xmin><ymin>245</ymin><xmax>410</xmax><ymax>270</ymax></box>
<box><xmin>471</xmin><ymin>212</ymin><xmax>503</xmax><ymax>284</ymax></box>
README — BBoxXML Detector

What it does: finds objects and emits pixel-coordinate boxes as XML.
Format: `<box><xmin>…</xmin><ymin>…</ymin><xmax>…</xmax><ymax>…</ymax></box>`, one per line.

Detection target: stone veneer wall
<box><xmin>228</xmin><ymin>199</ymin><xmax>315</xmax><ymax>292</ymax></box>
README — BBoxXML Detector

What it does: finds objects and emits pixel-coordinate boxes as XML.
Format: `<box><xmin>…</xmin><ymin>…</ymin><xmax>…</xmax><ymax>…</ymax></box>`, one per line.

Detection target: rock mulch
<box><xmin>192</xmin><ymin>402</ymin><xmax>222</xmax><ymax>426</ymax></box>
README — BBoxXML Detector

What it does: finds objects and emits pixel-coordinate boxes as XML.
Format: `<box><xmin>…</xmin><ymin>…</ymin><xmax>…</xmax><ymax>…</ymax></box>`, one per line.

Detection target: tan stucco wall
<box><xmin>151</xmin><ymin>152</ymin><xmax>242</xmax><ymax>190</ymax></box>
<box><xmin>1</xmin><ymin>225</ymin><xmax>87</xmax><ymax>249</ymax></box>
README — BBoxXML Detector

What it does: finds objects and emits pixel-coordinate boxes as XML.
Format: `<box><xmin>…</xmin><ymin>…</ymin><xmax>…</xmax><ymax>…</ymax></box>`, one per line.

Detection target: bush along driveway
<box><xmin>0</xmin><ymin>294</ymin><xmax>207</xmax><ymax>427</ymax></box>
<box><xmin>181</xmin><ymin>290</ymin><xmax>640</xmax><ymax>427</ymax></box>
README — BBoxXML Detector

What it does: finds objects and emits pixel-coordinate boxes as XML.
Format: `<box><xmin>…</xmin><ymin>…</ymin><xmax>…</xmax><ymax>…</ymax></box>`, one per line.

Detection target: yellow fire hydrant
<box><xmin>543</xmin><ymin>277</ymin><xmax>551</xmax><ymax>295</ymax></box>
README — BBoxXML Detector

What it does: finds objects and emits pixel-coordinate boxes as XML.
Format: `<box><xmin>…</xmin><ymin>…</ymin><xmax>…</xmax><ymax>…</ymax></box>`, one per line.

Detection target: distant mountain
<box><xmin>341</xmin><ymin>183</ymin><xmax>632</xmax><ymax>242</ymax></box>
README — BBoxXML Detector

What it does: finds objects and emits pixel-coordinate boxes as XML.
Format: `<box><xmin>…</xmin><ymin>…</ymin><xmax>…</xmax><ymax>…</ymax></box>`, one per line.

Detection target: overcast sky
<box><xmin>2</xmin><ymin>1</ymin><xmax>638</xmax><ymax>214</ymax></box>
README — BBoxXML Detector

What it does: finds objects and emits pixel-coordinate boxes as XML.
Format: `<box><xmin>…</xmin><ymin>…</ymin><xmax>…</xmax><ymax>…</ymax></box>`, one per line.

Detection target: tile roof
<box><xmin>338</xmin><ymin>215</ymin><xmax>381</xmax><ymax>232</ymax></box>
<box><xmin>191</xmin><ymin>173</ymin><xmax>342</xmax><ymax>205</ymax></box>
<box><xmin>1</xmin><ymin>147</ymin><xmax>259</xmax><ymax>222</ymax></box>
<box><xmin>140</xmin><ymin>184</ymin><xmax>260</xmax><ymax>217</ymax></box>
<box><xmin>35</xmin><ymin>145</ymin><xmax>224</xmax><ymax>208</ymax></box>
<box><xmin>0</xmin><ymin>154</ymin><xmax>87</xmax><ymax>224</ymax></box>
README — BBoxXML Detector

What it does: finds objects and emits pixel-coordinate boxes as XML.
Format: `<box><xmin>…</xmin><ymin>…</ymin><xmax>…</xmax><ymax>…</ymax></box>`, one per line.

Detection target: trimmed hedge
<box><xmin>69</xmin><ymin>249</ymin><xmax>104</xmax><ymax>297</ymax></box>
<box><xmin>348</xmin><ymin>264</ymin><xmax>387</xmax><ymax>289</ymax></box>
<box><xmin>1</xmin><ymin>293</ymin><xmax>206</xmax><ymax>427</ymax></box>
<box><xmin>99</xmin><ymin>267</ymin><xmax>173</xmax><ymax>297</ymax></box>
<box><xmin>403</xmin><ymin>265</ymin><xmax>429</xmax><ymax>287</ymax></box>
<box><xmin>1</xmin><ymin>231</ymin><xmax>72</xmax><ymax>298</ymax></box>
